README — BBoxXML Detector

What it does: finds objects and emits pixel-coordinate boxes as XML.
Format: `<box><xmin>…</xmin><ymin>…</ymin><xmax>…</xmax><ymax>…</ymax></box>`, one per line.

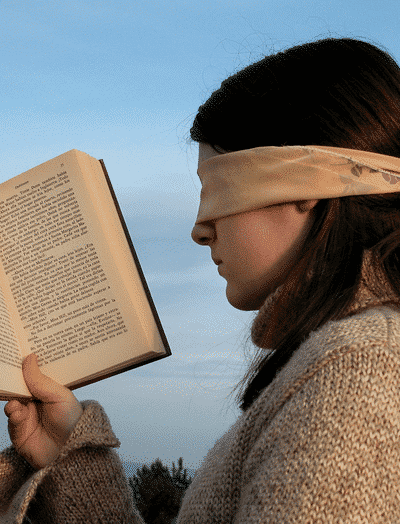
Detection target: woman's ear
<box><xmin>296</xmin><ymin>199</ymin><xmax>320</xmax><ymax>213</ymax></box>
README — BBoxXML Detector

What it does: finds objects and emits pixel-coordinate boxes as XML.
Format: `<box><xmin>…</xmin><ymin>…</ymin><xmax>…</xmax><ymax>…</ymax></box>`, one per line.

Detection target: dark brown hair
<box><xmin>189</xmin><ymin>37</ymin><xmax>400</xmax><ymax>412</ymax></box>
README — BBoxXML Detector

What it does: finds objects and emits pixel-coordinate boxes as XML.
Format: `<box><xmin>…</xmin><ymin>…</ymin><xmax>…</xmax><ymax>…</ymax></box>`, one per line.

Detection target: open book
<box><xmin>0</xmin><ymin>149</ymin><xmax>171</xmax><ymax>399</ymax></box>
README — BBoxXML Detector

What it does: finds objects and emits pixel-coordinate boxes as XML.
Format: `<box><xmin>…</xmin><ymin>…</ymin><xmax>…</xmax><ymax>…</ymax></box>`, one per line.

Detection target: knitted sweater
<box><xmin>2</xmin><ymin>251</ymin><xmax>400</xmax><ymax>523</ymax></box>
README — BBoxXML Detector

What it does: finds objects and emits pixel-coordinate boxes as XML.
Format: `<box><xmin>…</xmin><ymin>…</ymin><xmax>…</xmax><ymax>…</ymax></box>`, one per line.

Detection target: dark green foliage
<box><xmin>128</xmin><ymin>457</ymin><xmax>193</xmax><ymax>524</ymax></box>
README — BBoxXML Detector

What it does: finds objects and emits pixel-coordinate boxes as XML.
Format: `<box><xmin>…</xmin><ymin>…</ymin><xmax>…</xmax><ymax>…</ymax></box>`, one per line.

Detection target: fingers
<box><xmin>7</xmin><ymin>401</ymin><xmax>40</xmax><ymax>460</ymax></box>
<box><xmin>22</xmin><ymin>353</ymin><xmax>68</xmax><ymax>404</ymax></box>
<box><xmin>4</xmin><ymin>400</ymin><xmax>19</xmax><ymax>416</ymax></box>
<box><xmin>4</xmin><ymin>400</ymin><xmax>24</xmax><ymax>417</ymax></box>
<box><xmin>7</xmin><ymin>407</ymin><xmax>27</xmax><ymax>425</ymax></box>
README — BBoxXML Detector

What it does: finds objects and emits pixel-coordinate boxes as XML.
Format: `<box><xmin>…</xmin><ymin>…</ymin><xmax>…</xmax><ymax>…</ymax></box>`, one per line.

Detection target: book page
<box><xmin>0</xmin><ymin>150</ymin><xmax>166</xmax><ymax>391</ymax></box>
<box><xmin>0</xmin><ymin>286</ymin><xmax>22</xmax><ymax>368</ymax></box>
<box><xmin>0</xmin><ymin>282</ymin><xmax>30</xmax><ymax>397</ymax></box>
<box><xmin>79</xmin><ymin>153</ymin><xmax>167</xmax><ymax>353</ymax></box>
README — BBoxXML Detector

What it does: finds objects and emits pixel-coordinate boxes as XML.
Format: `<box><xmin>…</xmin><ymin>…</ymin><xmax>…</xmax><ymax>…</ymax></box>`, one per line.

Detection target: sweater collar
<box><xmin>251</xmin><ymin>249</ymin><xmax>400</xmax><ymax>349</ymax></box>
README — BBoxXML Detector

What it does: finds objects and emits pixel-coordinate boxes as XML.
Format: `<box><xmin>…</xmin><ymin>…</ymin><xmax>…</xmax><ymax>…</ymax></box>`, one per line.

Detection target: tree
<box><xmin>128</xmin><ymin>457</ymin><xmax>193</xmax><ymax>524</ymax></box>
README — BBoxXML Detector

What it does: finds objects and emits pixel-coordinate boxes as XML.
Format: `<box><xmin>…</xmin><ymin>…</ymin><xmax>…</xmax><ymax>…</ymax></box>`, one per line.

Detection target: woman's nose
<box><xmin>191</xmin><ymin>223</ymin><xmax>214</xmax><ymax>245</ymax></box>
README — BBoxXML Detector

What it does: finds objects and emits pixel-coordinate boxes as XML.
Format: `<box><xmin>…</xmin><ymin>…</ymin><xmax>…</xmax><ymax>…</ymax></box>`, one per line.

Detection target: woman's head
<box><xmin>189</xmin><ymin>37</ymin><xmax>400</xmax><ymax>412</ymax></box>
<box><xmin>190</xmin><ymin>37</ymin><xmax>400</xmax><ymax>154</ymax></box>
<box><xmin>192</xmin><ymin>143</ymin><xmax>319</xmax><ymax>311</ymax></box>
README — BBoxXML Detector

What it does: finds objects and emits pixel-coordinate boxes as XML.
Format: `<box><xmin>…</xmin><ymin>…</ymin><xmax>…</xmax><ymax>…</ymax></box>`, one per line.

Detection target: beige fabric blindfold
<box><xmin>195</xmin><ymin>145</ymin><xmax>400</xmax><ymax>224</ymax></box>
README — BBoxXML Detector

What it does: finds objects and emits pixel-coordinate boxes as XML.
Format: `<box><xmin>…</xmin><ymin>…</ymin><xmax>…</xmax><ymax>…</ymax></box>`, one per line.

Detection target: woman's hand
<box><xmin>4</xmin><ymin>353</ymin><xmax>84</xmax><ymax>470</ymax></box>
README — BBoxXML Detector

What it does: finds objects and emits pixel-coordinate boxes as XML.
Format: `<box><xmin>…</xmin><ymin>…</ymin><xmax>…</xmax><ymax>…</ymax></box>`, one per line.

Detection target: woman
<box><xmin>2</xmin><ymin>36</ymin><xmax>400</xmax><ymax>523</ymax></box>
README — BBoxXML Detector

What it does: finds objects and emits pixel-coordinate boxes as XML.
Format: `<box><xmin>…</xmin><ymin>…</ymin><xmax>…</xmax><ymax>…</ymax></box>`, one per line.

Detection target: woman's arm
<box><xmin>1</xmin><ymin>400</ymin><xmax>146</xmax><ymax>523</ymax></box>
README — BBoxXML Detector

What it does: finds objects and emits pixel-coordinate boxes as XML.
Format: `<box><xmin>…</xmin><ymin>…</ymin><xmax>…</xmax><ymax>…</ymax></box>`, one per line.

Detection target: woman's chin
<box><xmin>225</xmin><ymin>284</ymin><xmax>267</xmax><ymax>311</ymax></box>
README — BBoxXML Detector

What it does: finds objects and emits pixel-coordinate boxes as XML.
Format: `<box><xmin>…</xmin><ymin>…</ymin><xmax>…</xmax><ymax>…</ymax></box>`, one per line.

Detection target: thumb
<box><xmin>22</xmin><ymin>354</ymin><xmax>68</xmax><ymax>403</ymax></box>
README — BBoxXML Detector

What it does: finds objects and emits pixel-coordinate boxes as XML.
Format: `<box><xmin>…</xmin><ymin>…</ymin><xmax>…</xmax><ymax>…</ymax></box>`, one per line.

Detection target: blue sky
<box><xmin>0</xmin><ymin>0</ymin><xmax>399</xmax><ymax>476</ymax></box>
